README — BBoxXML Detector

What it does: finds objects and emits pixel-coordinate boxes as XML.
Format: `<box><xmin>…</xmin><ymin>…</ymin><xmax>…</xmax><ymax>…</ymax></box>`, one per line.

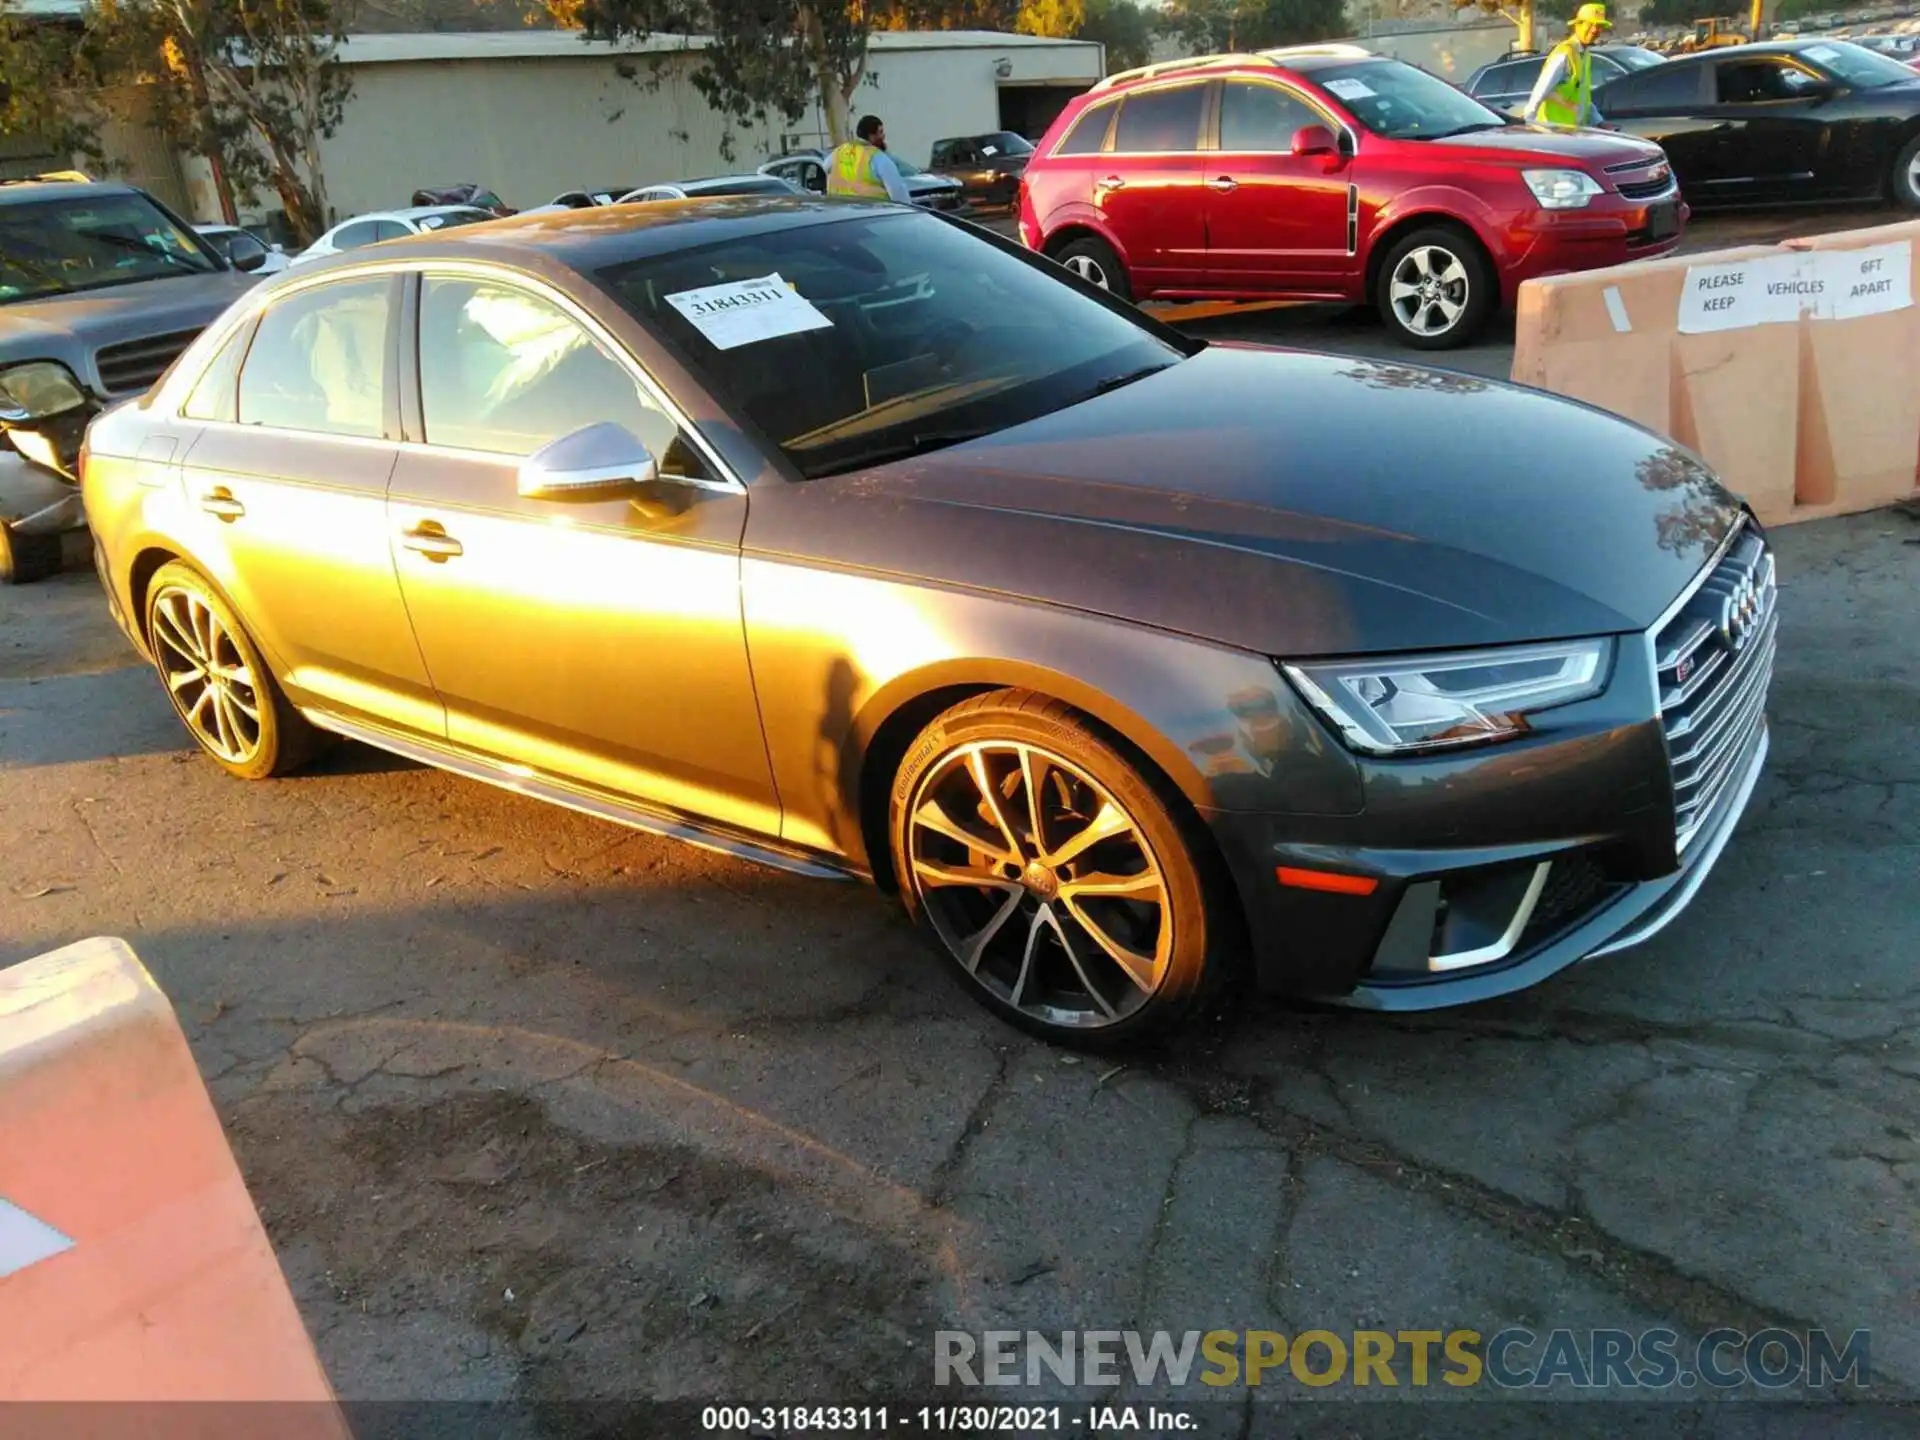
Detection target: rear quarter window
<box><xmin>1055</xmin><ymin>99</ymin><xmax>1118</xmax><ymax>155</ymax></box>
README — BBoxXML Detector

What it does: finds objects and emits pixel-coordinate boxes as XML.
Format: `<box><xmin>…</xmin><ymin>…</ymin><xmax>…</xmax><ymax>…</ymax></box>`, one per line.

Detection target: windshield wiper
<box><xmin>1417</xmin><ymin>121</ymin><xmax>1509</xmax><ymax>139</ymax></box>
<box><xmin>1068</xmin><ymin>362</ymin><xmax>1175</xmax><ymax>407</ymax></box>
<box><xmin>804</xmin><ymin>426</ymin><xmax>997</xmax><ymax>476</ymax></box>
<box><xmin>84</xmin><ymin>231</ymin><xmax>216</xmax><ymax>272</ymax></box>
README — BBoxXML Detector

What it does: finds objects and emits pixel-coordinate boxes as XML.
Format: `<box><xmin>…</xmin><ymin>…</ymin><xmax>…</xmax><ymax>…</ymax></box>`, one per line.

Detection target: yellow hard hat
<box><xmin>1574</xmin><ymin>3</ymin><xmax>1612</xmax><ymax>27</ymax></box>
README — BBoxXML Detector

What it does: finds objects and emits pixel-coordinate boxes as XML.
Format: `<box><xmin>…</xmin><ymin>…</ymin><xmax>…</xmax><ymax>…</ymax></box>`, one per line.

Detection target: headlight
<box><xmin>0</xmin><ymin>362</ymin><xmax>88</xmax><ymax>422</ymax></box>
<box><xmin>1283</xmin><ymin>638</ymin><xmax>1614</xmax><ymax>755</ymax></box>
<box><xmin>1522</xmin><ymin>168</ymin><xmax>1605</xmax><ymax>210</ymax></box>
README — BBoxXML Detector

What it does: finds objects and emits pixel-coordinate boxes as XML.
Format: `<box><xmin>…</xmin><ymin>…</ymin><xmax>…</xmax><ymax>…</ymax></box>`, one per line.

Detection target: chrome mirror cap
<box><xmin>517</xmin><ymin>421</ymin><xmax>659</xmax><ymax>500</ymax></box>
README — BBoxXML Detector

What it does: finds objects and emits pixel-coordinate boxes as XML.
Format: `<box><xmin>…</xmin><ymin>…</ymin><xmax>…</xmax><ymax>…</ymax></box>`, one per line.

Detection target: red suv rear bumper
<box><xmin>1496</xmin><ymin>193</ymin><xmax>1690</xmax><ymax>303</ymax></box>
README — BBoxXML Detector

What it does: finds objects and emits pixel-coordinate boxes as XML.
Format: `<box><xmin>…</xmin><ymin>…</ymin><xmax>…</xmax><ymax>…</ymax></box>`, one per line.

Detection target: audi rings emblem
<box><xmin>1717</xmin><ymin>571</ymin><xmax>1763</xmax><ymax>652</ymax></box>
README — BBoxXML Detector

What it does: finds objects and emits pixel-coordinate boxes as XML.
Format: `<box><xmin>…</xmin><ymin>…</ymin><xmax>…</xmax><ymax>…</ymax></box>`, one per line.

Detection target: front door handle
<box><xmin>200</xmin><ymin>488</ymin><xmax>245</xmax><ymax>520</ymax></box>
<box><xmin>1095</xmin><ymin>175</ymin><xmax>1127</xmax><ymax>192</ymax></box>
<box><xmin>1209</xmin><ymin>175</ymin><xmax>1239</xmax><ymax>193</ymax></box>
<box><xmin>401</xmin><ymin>523</ymin><xmax>464</xmax><ymax>560</ymax></box>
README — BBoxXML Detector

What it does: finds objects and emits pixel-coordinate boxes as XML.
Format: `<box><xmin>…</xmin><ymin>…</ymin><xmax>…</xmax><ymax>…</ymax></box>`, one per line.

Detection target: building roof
<box><xmin>334</xmin><ymin>28</ymin><xmax>1100</xmax><ymax>66</ymax></box>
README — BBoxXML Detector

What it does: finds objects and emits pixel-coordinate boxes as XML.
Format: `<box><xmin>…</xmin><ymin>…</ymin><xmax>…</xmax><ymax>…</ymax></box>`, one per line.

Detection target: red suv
<box><xmin>1018</xmin><ymin>46</ymin><xmax>1688</xmax><ymax>348</ymax></box>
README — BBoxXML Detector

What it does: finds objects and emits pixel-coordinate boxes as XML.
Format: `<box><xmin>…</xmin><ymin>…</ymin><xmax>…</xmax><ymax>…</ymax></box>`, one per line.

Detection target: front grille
<box><xmin>1617</xmin><ymin>177</ymin><xmax>1675</xmax><ymax>200</ymax></box>
<box><xmin>1654</xmin><ymin>526</ymin><xmax>1778</xmax><ymax>852</ymax></box>
<box><xmin>1605</xmin><ymin>156</ymin><xmax>1661</xmax><ymax>173</ymax></box>
<box><xmin>94</xmin><ymin>328</ymin><xmax>202</xmax><ymax>396</ymax></box>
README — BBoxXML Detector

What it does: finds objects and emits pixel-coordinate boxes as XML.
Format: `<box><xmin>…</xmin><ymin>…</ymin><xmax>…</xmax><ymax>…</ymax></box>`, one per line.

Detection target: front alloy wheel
<box><xmin>892</xmin><ymin>692</ymin><xmax>1220</xmax><ymax>1045</ymax></box>
<box><xmin>1376</xmin><ymin>225</ymin><xmax>1494</xmax><ymax>350</ymax></box>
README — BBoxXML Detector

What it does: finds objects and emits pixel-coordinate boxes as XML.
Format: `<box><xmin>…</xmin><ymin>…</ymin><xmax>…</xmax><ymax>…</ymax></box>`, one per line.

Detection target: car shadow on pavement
<box><xmin>0</xmin><ymin>666</ymin><xmax>190</xmax><ymax>769</ymax></box>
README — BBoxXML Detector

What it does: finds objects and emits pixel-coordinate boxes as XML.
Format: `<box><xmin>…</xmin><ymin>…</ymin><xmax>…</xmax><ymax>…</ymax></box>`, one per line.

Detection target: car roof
<box><xmin>1650</xmin><ymin>38</ymin><xmax>1867</xmax><ymax>65</ymax></box>
<box><xmin>298</xmin><ymin>195</ymin><xmax>912</xmax><ymax>275</ymax></box>
<box><xmin>0</xmin><ymin>179</ymin><xmax>141</xmax><ymax>206</ymax></box>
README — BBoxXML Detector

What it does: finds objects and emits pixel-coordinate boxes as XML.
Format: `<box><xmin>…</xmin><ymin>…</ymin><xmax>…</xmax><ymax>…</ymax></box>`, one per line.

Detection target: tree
<box><xmin>1014</xmin><ymin>0</ymin><xmax>1082</xmax><ymax>34</ymax></box>
<box><xmin>564</xmin><ymin>1</ymin><xmax>898</xmax><ymax>152</ymax></box>
<box><xmin>1157</xmin><ymin>0</ymin><xmax>1348</xmax><ymax>55</ymax></box>
<box><xmin>1076</xmin><ymin>0</ymin><xmax>1153</xmax><ymax>70</ymax></box>
<box><xmin>0</xmin><ymin>0</ymin><xmax>350</xmax><ymax>242</ymax></box>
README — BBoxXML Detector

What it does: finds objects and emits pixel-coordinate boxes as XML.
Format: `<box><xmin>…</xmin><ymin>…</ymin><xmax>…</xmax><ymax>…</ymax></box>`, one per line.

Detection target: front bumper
<box><xmin>1347</xmin><ymin>718</ymin><xmax>1767</xmax><ymax>1009</ymax></box>
<box><xmin>1499</xmin><ymin>191</ymin><xmax>1689</xmax><ymax>300</ymax></box>
<box><xmin>0</xmin><ymin>449</ymin><xmax>85</xmax><ymax>535</ymax></box>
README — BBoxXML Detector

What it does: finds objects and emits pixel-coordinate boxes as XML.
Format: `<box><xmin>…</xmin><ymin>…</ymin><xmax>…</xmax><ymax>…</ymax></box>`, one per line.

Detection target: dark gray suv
<box><xmin>1</xmin><ymin>176</ymin><xmax>259</xmax><ymax>582</ymax></box>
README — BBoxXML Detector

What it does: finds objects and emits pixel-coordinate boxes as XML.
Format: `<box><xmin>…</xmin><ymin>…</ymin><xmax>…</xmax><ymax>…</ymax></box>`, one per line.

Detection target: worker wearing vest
<box><xmin>826</xmin><ymin>114</ymin><xmax>914</xmax><ymax>203</ymax></box>
<box><xmin>1524</xmin><ymin>4</ymin><xmax>1613</xmax><ymax>127</ymax></box>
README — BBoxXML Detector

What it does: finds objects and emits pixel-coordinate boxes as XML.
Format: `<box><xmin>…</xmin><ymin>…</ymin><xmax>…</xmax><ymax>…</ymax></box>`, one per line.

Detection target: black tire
<box><xmin>1892</xmin><ymin>133</ymin><xmax>1920</xmax><ymax>211</ymax></box>
<box><xmin>1374</xmin><ymin>224</ymin><xmax>1496</xmax><ymax>350</ymax></box>
<box><xmin>144</xmin><ymin>560</ymin><xmax>319</xmax><ymax>780</ymax></box>
<box><xmin>1052</xmin><ymin>234</ymin><xmax>1134</xmax><ymax>302</ymax></box>
<box><xmin>889</xmin><ymin>689</ymin><xmax>1227</xmax><ymax>1048</ymax></box>
<box><xmin>0</xmin><ymin>523</ymin><xmax>64</xmax><ymax>585</ymax></box>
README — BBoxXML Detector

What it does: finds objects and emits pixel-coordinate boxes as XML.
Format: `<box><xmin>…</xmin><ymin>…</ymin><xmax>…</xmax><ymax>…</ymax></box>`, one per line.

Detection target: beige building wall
<box><xmin>308</xmin><ymin>35</ymin><xmax>1101</xmax><ymax>221</ymax></box>
<box><xmin>1355</xmin><ymin>23</ymin><xmax>1523</xmax><ymax>83</ymax></box>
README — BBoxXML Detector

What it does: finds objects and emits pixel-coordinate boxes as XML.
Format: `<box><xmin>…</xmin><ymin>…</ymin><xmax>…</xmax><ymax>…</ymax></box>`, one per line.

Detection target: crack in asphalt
<box><xmin>926</xmin><ymin>1047</ymin><xmax>1014</xmax><ymax>1209</ymax></box>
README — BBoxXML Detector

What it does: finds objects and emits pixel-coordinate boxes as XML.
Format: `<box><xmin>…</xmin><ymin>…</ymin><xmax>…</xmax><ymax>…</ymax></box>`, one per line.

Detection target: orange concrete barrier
<box><xmin>1513</xmin><ymin>219</ymin><xmax>1920</xmax><ymax>527</ymax></box>
<box><xmin>0</xmin><ymin>937</ymin><xmax>346</xmax><ymax>1429</ymax></box>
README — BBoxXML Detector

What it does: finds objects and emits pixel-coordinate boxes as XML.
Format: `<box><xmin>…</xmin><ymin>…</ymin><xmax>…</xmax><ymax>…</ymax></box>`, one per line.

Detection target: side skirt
<box><xmin>301</xmin><ymin>707</ymin><xmax>859</xmax><ymax>883</ymax></box>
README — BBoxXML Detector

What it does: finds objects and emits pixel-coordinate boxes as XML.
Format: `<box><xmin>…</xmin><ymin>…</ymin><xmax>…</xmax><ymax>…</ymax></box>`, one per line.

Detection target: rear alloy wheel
<box><xmin>1892</xmin><ymin>134</ymin><xmax>1920</xmax><ymax>210</ymax></box>
<box><xmin>1053</xmin><ymin>235</ymin><xmax>1134</xmax><ymax>302</ymax></box>
<box><xmin>890</xmin><ymin>692</ymin><xmax>1220</xmax><ymax>1046</ymax></box>
<box><xmin>0</xmin><ymin>522</ymin><xmax>63</xmax><ymax>585</ymax></box>
<box><xmin>145</xmin><ymin>561</ymin><xmax>317</xmax><ymax>780</ymax></box>
<box><xmin>1376</xmin><ymin>226</ymin><xmax>1494</xmax><ymax>350</ymax></box>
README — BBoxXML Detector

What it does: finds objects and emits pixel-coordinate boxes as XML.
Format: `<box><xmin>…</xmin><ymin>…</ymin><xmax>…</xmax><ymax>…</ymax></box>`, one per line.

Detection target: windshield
<box><xmin>417</xmin><ymin>209</ymin><xmax>491</xmax><ymax>231</ymax></box>
<box><xmin>976</xmin><ymin>132</ymin><xmax>1034</xmax><ymax>157</ymax></box>
<box><xmin>1309</xmin><ymin>59</ymin><xmax>1508</xmax><ymax>139</ymax></box>
<box><xmin>1610</xmin><ymin>46</ymin><xmax>1667</xmax><ymax>70</ymax></box>
<box><xmin>0</xmin><ymin>191</ymin><xmax>221</xmax><ymax>304</ymax></box>
<box><xmin>1802</xmin><ymin>39</ymin><xmax>1920</xmax><ymax>87</ymax></box>
<box><xmin>599</xmin><ymin>211</ymin><xmax>1185</xmax><ymax>480</ymax></box>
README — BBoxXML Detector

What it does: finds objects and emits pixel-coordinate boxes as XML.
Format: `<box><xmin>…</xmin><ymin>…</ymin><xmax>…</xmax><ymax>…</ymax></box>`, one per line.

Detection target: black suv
<box><xmin>0</xmin><ymin>176</ymin><xmax>258</xmax><ymax>581</ymax></box>
<box><xmin>1465</xmin><ymin>44</ymin><xmax>1669</xmax><ymax>112</ymax></box>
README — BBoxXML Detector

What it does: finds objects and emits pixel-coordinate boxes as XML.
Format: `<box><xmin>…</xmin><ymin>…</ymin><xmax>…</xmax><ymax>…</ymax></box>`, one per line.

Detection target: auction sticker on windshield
<box><xmin>665</xmin><ymin>272</ymin><xmax>833</xmax><ymax>350</ymax></box>
<box><xmin>1325</xmin><ymin>78</ymin><xmax>1377</xmax><ymax>100</ymax></box>
<box><xmin>1805</xmin><ymin>44</ymin><xmax>1841</xmax><ymax>61</ymax></box>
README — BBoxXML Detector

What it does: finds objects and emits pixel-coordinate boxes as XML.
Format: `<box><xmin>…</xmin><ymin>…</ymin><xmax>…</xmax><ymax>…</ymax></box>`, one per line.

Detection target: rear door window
<box><xmin>1112</xmin><ymin>83</ymin><xmax>1208</xmax><ymax>153</ymax></box>
<box><xmin>1474</xmin><ymin>58</ymin><xmax>1543</xmax><ymax>96</ymax></box>
<box><xmin>237</xmin><ymin>277</ymin><xmax>393</xmax><ymax>438</ymax></box>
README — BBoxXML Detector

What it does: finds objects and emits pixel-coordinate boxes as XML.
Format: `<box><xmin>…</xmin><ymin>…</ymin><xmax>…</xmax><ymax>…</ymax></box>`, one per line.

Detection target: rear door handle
<box><xmin>401</xmin><ymin>523</ymin><xmax>463</xmax><ymax>560</ymax></box>
<box><xmin>1095</xmin><ymin>176</ymin><xmax>1126</xmax><ymax>192</ymax></box>
<box><xmin>200</xmin><ymin>488</ymin><xmax>245</xmax><ymax>520</ymax></box>
<box><xmin>1209</xmin><ymin>176</ymin><xmax>1239</xmax><ymax>193</ymax></box>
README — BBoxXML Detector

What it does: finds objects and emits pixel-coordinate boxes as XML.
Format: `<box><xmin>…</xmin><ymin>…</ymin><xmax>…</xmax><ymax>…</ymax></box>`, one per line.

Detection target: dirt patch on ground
<box><xmin>229</xmin><ymin>1087</ymin><xmax>945</xmax><ymax>1425</ymax></box>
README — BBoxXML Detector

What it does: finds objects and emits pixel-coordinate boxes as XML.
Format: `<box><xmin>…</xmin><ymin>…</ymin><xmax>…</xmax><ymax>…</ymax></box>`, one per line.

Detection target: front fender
<box><xmin>742</xmin><ymin>556</ymin><xmax>1365</xmax><ymax>872</ymax></box>
<box><xmin>1363</xmin><ymin>184</ymin><xmax>1509</xmax><ymax>274</ymax></box>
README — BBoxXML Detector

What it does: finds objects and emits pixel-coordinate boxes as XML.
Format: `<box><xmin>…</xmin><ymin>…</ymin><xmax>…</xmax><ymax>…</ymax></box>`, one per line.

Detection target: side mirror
<box><xmin>234</xmin><ymin>247</ymin><xmax>268</xmax><ymax>273</ymax></box>
<box><xmin>1291</xmin><ymin>124</ymin><xmax>1339</xmax><ymax>158</ymax></box>
<box><xmin>517</xmin><ymin>421</ymin><xmax>659</xmax><ymax>500</ymax></box>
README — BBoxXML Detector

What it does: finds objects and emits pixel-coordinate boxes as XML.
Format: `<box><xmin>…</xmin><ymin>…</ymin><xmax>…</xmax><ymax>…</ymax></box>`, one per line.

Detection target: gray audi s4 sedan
<box><xmin>80</xmin><ymin>198</ymin><xmax>1777</xmax><ymax>1046</ymax></box>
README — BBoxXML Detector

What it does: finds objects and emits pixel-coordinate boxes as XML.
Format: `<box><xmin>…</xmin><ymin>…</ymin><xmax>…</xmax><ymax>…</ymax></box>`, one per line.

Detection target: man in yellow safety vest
<box><xmin>1523</xmin><ymin>4</ymin><xmax>1613</xmax><ymax>128</ymax></box>
<box><xmin>826</xmin><ymin>114</ymin><xmax>914</xmax><ymax>203</ymax></box>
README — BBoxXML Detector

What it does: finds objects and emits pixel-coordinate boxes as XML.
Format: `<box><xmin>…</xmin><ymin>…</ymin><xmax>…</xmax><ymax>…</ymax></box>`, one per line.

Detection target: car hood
<box><xmin>0</xmin><ymin>270</ymin><xmax>257</xmax><ymax>391</ymax></box>
<box><xmin>1426</xmin><ymin>124</ymin><xmax>1666</xmax><ymax>167</ymax></box>
<box><xmin>785</xmin><ymin>346</ymin><xmax>1742</xmax><ymax>658</ymax></box>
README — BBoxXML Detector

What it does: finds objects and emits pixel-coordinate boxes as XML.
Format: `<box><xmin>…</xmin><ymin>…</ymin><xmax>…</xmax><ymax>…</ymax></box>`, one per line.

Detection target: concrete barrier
<box><xmin>1513</xmin><ymin>219</ymin><xmax>1920</xmax><ymax>527</ymax></box>
<box><xmin>0</xmin><ymin>936</ymin><xmax>345</xmax><ymax>1426</ymax></box>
